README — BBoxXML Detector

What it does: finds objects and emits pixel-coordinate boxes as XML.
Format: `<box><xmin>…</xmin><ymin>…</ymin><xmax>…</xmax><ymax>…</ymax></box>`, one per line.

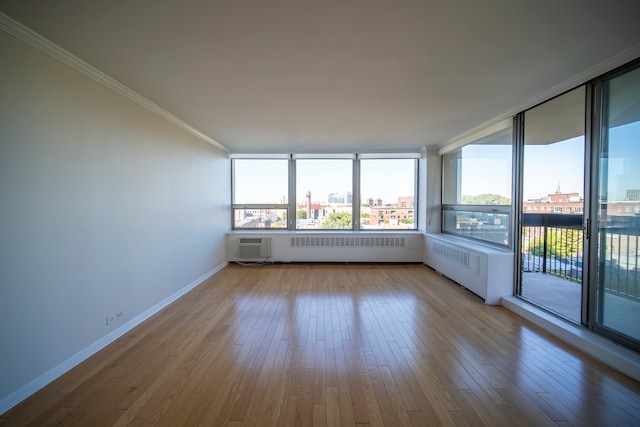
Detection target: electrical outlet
<box><xmin>106</xmin><ymin>311</ymin><xmax>123</xmax><ymax>326</ymax></box>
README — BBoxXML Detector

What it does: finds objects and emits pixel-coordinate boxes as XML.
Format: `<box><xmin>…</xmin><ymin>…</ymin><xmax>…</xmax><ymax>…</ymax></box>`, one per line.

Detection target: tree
<box><xmin>297</xmin><ymin>210</ymin><xmax>307</xmax><ymax>220</ymax></box>
<box><xmin>321</xmin><ymin>212</ymin><xmax>352</xmax><ymax>229</ymax></box>
<box><xmin>529</xmin><ymin>236</ymin><xmax>548</xmax><ymax>257</ymax></box>
<box><xmin>548</xmin><ymin>228</ymin><xmax>582</xmax><ymax>259</ymax></box>
<box><xmin>529</xmin><ymin>228</ymin><xmax>583</xmax><ymax>259</ymax></box>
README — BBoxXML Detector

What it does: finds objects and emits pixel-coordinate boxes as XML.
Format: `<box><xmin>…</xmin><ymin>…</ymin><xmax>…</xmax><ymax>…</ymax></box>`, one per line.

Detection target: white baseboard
<box><xmin>0</xmin><ymin>262</ymin><xmax>227</xmax><ymax>415</ymax></box>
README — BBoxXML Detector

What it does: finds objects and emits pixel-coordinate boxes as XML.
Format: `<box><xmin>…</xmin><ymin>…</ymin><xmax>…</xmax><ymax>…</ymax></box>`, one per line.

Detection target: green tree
<box><xmin>529</xmin><ymin>236</ymin><xmax>549</xmax><ymax>257</ymax></box>
<box><xmin>548</xmin><ymin>228</ymin><xmax>582</xmax><ymax>259</ymax></box>
<box><xmin>462</xmin><ymin>193</ymin><xmax>511</xmax><ymax>205</ymax></box>
<box><xmin>321</xmin><ymin>212</ymin><xmax>352</xmax><ymax>229</ymax></box>
<box><xmin>297</xmin><ymin>210</ymin><xmax>307</xmax><ymax>220</ymax></box>
<box><xmin>529</xmin><ymin>228</ymin><xmax>583</xmax><ymax>259</ymax></box>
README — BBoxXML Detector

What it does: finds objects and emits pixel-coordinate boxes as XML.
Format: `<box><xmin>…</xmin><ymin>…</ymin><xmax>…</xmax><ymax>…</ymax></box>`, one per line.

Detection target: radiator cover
<box><xmin>424</xmin><ymin>233</ymin><xmax>513</xmax><ymax>304</ymax></box>
<box><xmin>226</xmin><ymin>233</ymin><xmax>422</xmax><ymax>263</ymax></box>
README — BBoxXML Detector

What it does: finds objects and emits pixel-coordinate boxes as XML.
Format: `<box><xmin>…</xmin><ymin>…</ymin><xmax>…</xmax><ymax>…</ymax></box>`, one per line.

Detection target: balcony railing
<box><xmin>522</xmin><ymin>213</ymin><xmax>640</xmax><ymax>302</ymax></box>
<box><xmin>599</xmin><ymin>218</ymin><xmax>640</xmax><ymax>301</ymax></box>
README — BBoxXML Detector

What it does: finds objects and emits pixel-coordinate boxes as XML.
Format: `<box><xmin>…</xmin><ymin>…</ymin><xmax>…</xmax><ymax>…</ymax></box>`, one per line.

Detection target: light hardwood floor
<box><xmin>2</xmin><ymin>263</ymin><xmax>640</xmax><ymax>426</ymax></box>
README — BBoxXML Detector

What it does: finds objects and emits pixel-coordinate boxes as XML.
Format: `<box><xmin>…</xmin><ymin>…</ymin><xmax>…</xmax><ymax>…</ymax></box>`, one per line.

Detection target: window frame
<box><xmin>231</xmin><ymin>156</ymin><xmax>290</xmax><ymax>230</ymax></box>
<box><xmin>440</xmin><ymin>120</ymin><xmax>514</xmax><ymax>248</ymax></box>
<box><xmin>294</xmin><ymin>156</ymin><xmax>355</xmax><ymax>230</ymax></box>
<box><xmin>359</xmin><ymin>156</ymin><xmax>418</xmax><ymax>231</ymax></box>
<box><xmin>230</xmin><ymin>153</ymin><xmax>420</xmax><ymax>231</ymax></box>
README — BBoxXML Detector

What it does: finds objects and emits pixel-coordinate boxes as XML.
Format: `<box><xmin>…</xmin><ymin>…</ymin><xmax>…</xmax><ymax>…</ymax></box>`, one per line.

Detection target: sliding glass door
<box><xmin>591</xmin><ymin>64</ymin><xmax>640</xmax><ymax>350</ymax></box>
<box><xmin>512</xmin><ymin>60</ymin><xmax>640</xmax><ymax>352</ymax></box>
<box><xmin>518</xmin><ymin>87</ymin><xmax>586</xmax><ymax>322</ymax></box>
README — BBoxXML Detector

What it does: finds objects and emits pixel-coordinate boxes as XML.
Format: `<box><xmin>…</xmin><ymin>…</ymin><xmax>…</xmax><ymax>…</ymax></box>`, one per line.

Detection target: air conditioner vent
<box><xmin>237</xmin><ymin>238</ymin><xmax>271</xmax><ymax>258</ymax></box>
<box><xmin>433</xmin><ymin>241</ymin><xmax>469</xmax><ymax>267</ymax></box>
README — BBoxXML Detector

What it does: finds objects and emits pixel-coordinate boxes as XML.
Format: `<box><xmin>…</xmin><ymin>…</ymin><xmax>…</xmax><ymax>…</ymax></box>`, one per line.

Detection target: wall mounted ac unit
<box><xmin>236</xmin><ymin>237</ymin><xmax>271</xmax><ymax>258</ymax></box>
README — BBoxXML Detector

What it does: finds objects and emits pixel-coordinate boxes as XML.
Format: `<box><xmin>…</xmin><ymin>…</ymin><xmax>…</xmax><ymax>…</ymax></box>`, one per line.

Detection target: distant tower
<box><xmin>306</xmin><ymin>191</ymin><xmax>312</xmax><ymax>219</ymax></box>
<box><xmin>556</xmin><ymin>182</ymin><xmax>562</xmax><ymax>194</ymax></box>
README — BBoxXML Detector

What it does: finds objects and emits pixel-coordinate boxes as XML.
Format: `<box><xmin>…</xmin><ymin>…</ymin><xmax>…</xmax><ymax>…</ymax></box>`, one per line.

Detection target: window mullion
<box><xmin>353</xmin><ymin>158</ymin><xmax>360</xmax><ymax>231</ymax></box>
<box><xmin>288</xmin><ymin>156</ymin><xmax>296</xmax><ymax>230</ymax></box>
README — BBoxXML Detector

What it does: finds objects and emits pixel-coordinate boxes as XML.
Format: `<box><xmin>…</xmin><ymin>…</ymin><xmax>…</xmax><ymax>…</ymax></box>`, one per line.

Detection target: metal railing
<box><xmin>599</xmin><ymin>225</ymin><xmax>640</xmax><ymax>301</ymax></box>
<box><xmin>522</xmin><ymin>213</ymin><xmax>583</xmax><ymax>283</ymax></box>
<box><xmin>522</xmin><ymin>213</ymin><xmax>640</xmax><ymax>301</ymax></box>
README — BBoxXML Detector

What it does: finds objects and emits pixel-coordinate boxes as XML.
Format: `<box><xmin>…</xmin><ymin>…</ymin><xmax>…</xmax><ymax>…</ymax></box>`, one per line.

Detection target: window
<box><xmin>232</xmin><ymin>154</ymin><xmax>419</xmax><ymax>231</ymax></box>
<box><xmin>296</xmin><ymin>158</ymin><xmax>353</xmax><ymax>230</ymax></box>
<box><xmin>441</xmin><ymin>120</ymin><xmax>513</xmax><ymax>247</ymax></box>
<box><xmin>593</xmin><ymin>62</ymin><xmax>640</xmax><ymax>349</ymax></box>
<box><xmin>360</xmin><ymin>158</ymin><xmax>417</xmax><ymax>230</ymax></box>
<box><xmin>232</xmin><ymin>158</ymin><xmax>289</xmax><ymax>229</ymax></box>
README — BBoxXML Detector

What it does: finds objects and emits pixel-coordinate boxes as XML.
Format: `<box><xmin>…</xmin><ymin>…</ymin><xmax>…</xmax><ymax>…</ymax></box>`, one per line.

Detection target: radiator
<box><xmin>432</xmin><ymin>241</ymin><xmax>469</xmax><ymax>267</ymax></box>
<box><xmin>290</xmin><ymin>236</ymin><xmax>405</xmax><ymax>248</ymax></box>
<box><xmin>424</xmin><ymin>234</ymin><xmax>513</xmax><ymax>304</ymax></box>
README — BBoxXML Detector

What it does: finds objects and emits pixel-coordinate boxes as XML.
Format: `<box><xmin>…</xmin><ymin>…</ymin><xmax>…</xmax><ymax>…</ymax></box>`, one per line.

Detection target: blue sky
<box><xmin>234</xmin><ymin>119</ymin><xmax>639</xmax><ymax>205</ymax></box>
<box><xmin>234</xmin><ymin>158</ymin><xmax>415</xmax><ymax>205</ymax></box>
<box><xmin>605</xmin><ymin>121</ymin><xmax>640</xmax><ymax>200</ymax></box>
<box><xmin>522</xmin><ymin>136</ymin><xmax>584</xmax><ymax>200</ymax></box>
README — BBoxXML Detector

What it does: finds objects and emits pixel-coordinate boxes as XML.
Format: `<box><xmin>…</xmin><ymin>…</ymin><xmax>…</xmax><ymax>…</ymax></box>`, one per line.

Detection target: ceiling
<box><xmin>1</xmin><ymin>0</ymin><xmax>640</xmax><ymax>154</ymax></box>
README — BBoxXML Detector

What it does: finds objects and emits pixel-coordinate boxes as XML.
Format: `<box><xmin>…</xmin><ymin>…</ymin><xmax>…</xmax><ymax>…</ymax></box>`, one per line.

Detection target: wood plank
<box><xmin>3</xmin><ymin>264</ymin><xmax>640</xmax><ymax>426</ymax></box>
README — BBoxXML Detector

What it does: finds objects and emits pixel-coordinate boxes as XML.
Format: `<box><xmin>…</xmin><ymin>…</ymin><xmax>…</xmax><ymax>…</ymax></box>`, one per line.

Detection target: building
<box><xmin>627</xmin><ymin>189</ymin><xmax>640</xmax><ymax>201</ymax></box>
<box><xmin>369</xmin><ymin>207</ymin><xmax>414</xmax><ymax>227</ymax></box>
<box><xmin>327</xmin><ymin>192</ymin><xmax>345</xmax><ymax>203</ymax></box>
<box><xmin>523</xmin><ymin>189</ymin><xmax>640</xmax><ymax>217</ymax></box>
<box><xmin>234</xmin><ymin>209</ymin><xmax>284</xmax><ymax>228</ymax></box>
<box><xmin>296</xmin><ymin>202</ymin><xmax>329</xmax><ymax>224</ymax></box>
<box><xmin>369</xmin><ymin>196</ymin><xmax>416</xmax><ymax>227</ymax></box>
<box><xmin>397</xmin><ymin>196</ymin><xmax>414</xmax><ymax>209</ymax></box>
<box><xmin>2</xmin><ymin>1</ymin><xmax>640</xmax><ymax>421</ymax></box>
<box><xmin>523</xmin><ymin>190</ymin><xmax>584</xmax><ymax>214</ymax></box>
<box><xmin>367</xmin><ymin>197</ymin><xmax>384</xmax><ymax>207</ymax></box>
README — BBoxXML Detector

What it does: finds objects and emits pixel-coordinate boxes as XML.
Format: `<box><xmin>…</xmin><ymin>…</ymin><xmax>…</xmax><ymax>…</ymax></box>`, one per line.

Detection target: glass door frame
<box><xmin>513</xmin><ymin>87</ymin><xmax>588</xmax><ymax>324</ymax></box>
<box><xmin>586</xmin><ymin>58</ymin><xmax>640</xmax><ymax>352</ymax></box>
<box><xmin>513</xmin><ymin>57</ymin><xmax>640</xmax><ymax>352</ymax></box>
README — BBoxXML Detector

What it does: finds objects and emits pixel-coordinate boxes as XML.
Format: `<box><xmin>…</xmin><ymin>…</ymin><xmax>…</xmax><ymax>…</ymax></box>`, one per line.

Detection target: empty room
<box><xmin>2</xmin><ymin>1</ymin><xmax>640</xmax><ymax>425</ymax></box>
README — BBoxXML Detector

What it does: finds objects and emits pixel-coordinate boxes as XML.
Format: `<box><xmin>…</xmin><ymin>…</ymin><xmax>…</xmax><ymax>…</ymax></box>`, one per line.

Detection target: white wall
<box><xmin>417</xmin><ymin>150</ymin><xmax>428</xmax><ymax>233</ymax></box>
<box><xmin>424</xmin><ymin>148</ymin><xmax>441</xmax><ymax>234</ymax></box>
<box><xmin>0</xmin><ymin>30</ymin><xmax>230</xmax><ymax>406</ymax></box>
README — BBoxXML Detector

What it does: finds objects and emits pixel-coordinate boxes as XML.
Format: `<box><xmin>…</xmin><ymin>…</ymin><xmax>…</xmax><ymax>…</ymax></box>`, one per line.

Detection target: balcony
<box><xmin>521</xmin><ymin>213</ymin><xmax>640</xmax><ymax>327</ymax></box>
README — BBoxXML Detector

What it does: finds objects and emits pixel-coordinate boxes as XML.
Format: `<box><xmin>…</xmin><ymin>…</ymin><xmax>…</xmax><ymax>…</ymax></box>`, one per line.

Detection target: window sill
<box><xmin>228</xmin><ymin>229</ymin><xmax>423</xmax><ymax>234</ymax></box>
